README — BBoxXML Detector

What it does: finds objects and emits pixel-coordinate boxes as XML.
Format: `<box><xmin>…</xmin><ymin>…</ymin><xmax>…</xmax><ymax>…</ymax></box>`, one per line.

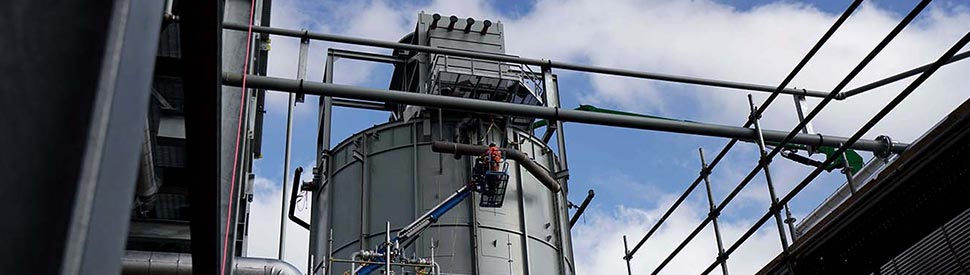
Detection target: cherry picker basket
<box><xmin>472</xmin><ymin>156</ymin><xmax>509</xmax><ymax>208</ymax></box>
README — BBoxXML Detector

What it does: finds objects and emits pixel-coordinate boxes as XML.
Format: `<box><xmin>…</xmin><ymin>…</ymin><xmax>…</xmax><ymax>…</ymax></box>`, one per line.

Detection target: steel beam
<box><xmin>223</xmin><ymin>23</ymin><xmax>829</xmax><ymax>98</ymax></box>
<box><xmin>0</xmin><ymin>0</ymin><xmax>163</xmax><ymax>273</ymax></box>
<box><xmin>181</xmin><ymin>0</ymin><xmax>225</xmax><ymax>273</ymax></box>
<box><xmin>223</xmin><ymin>73</ymin><xmax>907</xmax><ymax>154</ymax></box>
<box><xmin>330</xmin><ymin>48</ymin><xmax>402</xmax><ymax>64</ymax></box>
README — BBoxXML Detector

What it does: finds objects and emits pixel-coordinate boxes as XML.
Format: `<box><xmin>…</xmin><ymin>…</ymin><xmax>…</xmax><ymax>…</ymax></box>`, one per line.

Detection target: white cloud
<box><xmin>246</xmin><ymin>176</ymin><xmax>312</xmax><ymax>273</ymax></box>
<box><xmin>572</xmin><ymin>199</ymin><xmax>782</xmax><ymax>275</ymax></box>
<box><xmin>249</xmin><ymin>0</ymin><xmax>970</xmax><ymax>273</ymax></box>
<box><xmin>502</xmin><ymin>0</ymin><xmax>970</xmax><ymax>143</ymax></box>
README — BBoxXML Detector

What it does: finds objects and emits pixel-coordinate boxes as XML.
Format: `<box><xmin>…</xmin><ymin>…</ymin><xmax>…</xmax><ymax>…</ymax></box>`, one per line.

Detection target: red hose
<box><xmin>221</xmin><ymin>0</ymin><xmax>257</xmax><ymax>273</ymax></box>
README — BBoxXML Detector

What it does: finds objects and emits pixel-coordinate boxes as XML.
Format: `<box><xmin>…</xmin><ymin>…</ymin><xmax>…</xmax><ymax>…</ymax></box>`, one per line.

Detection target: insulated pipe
<box><xmin>122</xmin><ymin>251</ymin><xmax>302</xmax><ymax>275</ymax></box>
<box><xmin>222</xmin><ymin>22</ymin><xmax>830</xmax><ymax>98</ymax></box>
<box><xmin>134</xmin><ymin>119</ymin><xmax>159</xmax><ymax>214</ymax></box>
<box><xmin>447</xmin><ymin>15</ymin><xmax>458</xmax><ymax>31</ymax></box>
<box><xmin>162</xmin><ymin>0</ymin><xmax>176</xmax><ymax>21</ymax></box>
<box><xmin>464</xmin><ymin>18</ymin><xmax>475</xmax><ymax>33</ymax></box>
<box><xmin>223</xmin><ymin>73</ymin><xmax>909</xmax><ymax>155</ymax></box>
<box><xmin>431</xmin><ymin>141</ymin><xmax>562</xmax><ymax>193</ymax></box>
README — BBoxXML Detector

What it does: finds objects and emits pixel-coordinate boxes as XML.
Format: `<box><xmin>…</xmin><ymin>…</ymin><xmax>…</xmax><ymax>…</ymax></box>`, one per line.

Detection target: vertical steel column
<box><xmin>507</xmin><ymin>235</ymin><xmax>515</xmax><ymax>275</ymax></box>
<box><xmin>543</xmin><ymin>64</ymin><xmax>572</xmax><ymax>274</ymax></box>
<box><xmin>747</xmin><ymin>95</ymin><xmax>792</xmax><ymax>251</ymax></box>
<box><xmin>792</xmin><ymin>94</ymin><xmax>816</xmax><ymax>153</ymax></box>
<box><xmin>384</xmin><ymin>222</ymin><xmax>391</xmax><ymax>274</ymax></box>
<box><xmin>623</xmin><ymin>235</ymin><xmax>633</xmax><ymax>275</ymax></box>
<box><xmin>327</xmin><ymin>229</ymin><xmax>334</xmax><ymax>275</ymax></box>
<box><xmin>543</xmin><ymin>65</ymin><xmax>569</xmax><ymax>178</ymax></box>
<box><xmin>699</xmin><ymin>148</ymin><xmax>729</xmax><ymax>275</ymax></box>
<box><xmin>514</xmin><ymin>149</ymin><xmax>533</xmax><ymax>275</ymax></box>
<box><xmin>359</xmin><ymin>135</ymin><xmax>369</xmax><ymax>252</ymax></box>
<box><xmin>280</xmin><ymin>30</ymin><xmax>309</xmax><ymax>260</ymax></box>
<box><xmin>4</xmin><ymin>0</ymin><xmax>167</xmax><ymax>273</ymax></box>
<box><xmin>468</xmin><ymin>156</ymin><xmax>481</xmax><ymax>275</ymax></box>
<box><xmin>312</xmin><ymin>52</ymin><xmax>336</xmax><ymax>274</ymax></box>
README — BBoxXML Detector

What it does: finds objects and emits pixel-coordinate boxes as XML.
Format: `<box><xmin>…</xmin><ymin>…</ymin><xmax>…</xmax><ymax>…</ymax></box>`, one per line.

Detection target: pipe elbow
<box><xmin>431</xmin><ymin>141</ymin><xmax>562</xmax><ymax>193</ymax></box>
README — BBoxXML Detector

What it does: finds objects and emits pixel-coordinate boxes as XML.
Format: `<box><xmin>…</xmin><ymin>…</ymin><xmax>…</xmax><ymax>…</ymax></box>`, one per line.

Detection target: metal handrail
<box><xmin>427</xmin><ymin>53</ymin><xmax>545</xmax><ymax>104</ymax></box>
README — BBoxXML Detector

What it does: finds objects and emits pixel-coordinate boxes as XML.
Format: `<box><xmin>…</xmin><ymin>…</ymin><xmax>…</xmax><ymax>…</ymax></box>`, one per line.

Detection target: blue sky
<box><xmin>244</xmin><ymin>0</ymin><xmax>970</xmax><ymax>273</ymax></box>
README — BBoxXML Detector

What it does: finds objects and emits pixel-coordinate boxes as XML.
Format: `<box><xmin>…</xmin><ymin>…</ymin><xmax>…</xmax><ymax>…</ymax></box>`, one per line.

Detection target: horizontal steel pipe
<box><xmin>840</xmin><ymin>50</ymin><xmax>970</xmax><ymax>99</ymax></box>
<box><xmin>333</xmin><ymin>98</ymin><xmax>385</xmax><ymax>110</ymax></box>
<box><xmin>223</xmin><ymin>73</ymin><xmax>908</xmax><ymax>154</ymax></box>
<box><xmin>223</xmin><ymin>22</ymin><xmax>828</xmax><ymax>98</ymax></box>
<box><xmin>431</xmin><ymin>141</ymin><xmax>562</xmax><ymax>193</ymax></box>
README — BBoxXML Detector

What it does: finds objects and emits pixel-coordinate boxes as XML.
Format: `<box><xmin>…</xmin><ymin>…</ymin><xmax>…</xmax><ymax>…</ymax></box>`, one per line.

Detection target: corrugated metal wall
<box><xmin>878</xmin><ymin>207</ymin><xmax>970</xmax><ymax>275</ymax></box>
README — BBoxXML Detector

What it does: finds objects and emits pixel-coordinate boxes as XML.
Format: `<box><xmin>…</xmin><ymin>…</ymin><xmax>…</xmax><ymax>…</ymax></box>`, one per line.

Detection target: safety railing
<box><xmin>425</xmin><ymin>53</ymin><xmax>545</xmax><ymax>106</ymax></box>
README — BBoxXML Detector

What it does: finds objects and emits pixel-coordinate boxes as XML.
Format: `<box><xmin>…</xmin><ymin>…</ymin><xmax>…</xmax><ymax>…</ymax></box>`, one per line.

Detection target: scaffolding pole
<box><xmin>839</xmin><ymin>50</ymin><xmax>970</xmax><ymax>99</ymax></box>
<box><xmin>624</xmin><ymin>0</ymin><xmax>865</xmax><ymax>260</ymax></box>
<box><xmin>699</xmin><ymin>148</ymin><xmax>729</xmax><ymax>275</ymax></box>
<box><xmin>622</xmin><ymin>235</ymin><xmax>632</xmax><ymax>275</ymax></box>
<box><xmin>700</xmin><ymin>24</ymin><xmax>970</xmax><ymax>275</ymax></box>
<box><xmin>222</xmin><ymin>23</ymin><xmax>830</xmax><ymax>98</ymax></box>
<box><xmin>279</xmin><ymin>30</ymin><xmax>310</xmax><ymax>261</ymax></box>
<box><xmin>747</xmin><ymin>94</ymin><xmax>794</xmax><ymax>273</ymax></box>
<box><xmin>646</xmin><ymin>0</ymin><xmax>928</xmax><ymax>272</ymax></box>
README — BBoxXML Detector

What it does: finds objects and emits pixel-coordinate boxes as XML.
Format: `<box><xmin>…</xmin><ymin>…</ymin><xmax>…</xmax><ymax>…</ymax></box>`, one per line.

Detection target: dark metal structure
<box><xmin>1</xmin><ymin>0</ymin><xmax>163</xmax><ymax>274</ymax></box>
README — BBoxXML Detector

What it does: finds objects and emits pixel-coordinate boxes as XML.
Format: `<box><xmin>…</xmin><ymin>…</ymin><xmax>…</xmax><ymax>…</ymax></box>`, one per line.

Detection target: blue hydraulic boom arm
<box><xmin>354</xmin><ymin>185</ymin><xmax>473</xmax><ymax>275</ymax></box>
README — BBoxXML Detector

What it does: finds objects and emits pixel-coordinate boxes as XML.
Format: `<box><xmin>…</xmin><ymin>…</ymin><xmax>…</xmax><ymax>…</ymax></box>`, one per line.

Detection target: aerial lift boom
<box><xmin>355</xmin><ymin>154</ymin><xmax>508</xmax><ymax>275</ymax></box>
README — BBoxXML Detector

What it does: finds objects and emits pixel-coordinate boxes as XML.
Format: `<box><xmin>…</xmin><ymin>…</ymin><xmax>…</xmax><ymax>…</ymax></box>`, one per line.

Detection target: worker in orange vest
<box><xmin>486</xmin><ymin>143</ymin><xmax>502</xmax><ymax>172</ymax></box>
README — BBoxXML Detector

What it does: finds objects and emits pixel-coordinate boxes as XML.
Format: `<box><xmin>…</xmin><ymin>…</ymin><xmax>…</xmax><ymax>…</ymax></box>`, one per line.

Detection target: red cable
<box><xmin>221</xmin><ymin>0</ymin><xmax>257</xmax><ymax>273</ymax></box>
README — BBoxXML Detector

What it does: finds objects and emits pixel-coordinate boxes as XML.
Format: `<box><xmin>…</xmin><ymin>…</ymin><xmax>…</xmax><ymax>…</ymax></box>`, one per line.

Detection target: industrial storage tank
<box><xmin>305</xmin><ymin>12</ymin><xmax>575</xmax><ymax>275</ymax></box>
<box><xmin>316</xmin><ymin>118</ymin><xmax>574</xmax><ymax>274</ymax></box>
